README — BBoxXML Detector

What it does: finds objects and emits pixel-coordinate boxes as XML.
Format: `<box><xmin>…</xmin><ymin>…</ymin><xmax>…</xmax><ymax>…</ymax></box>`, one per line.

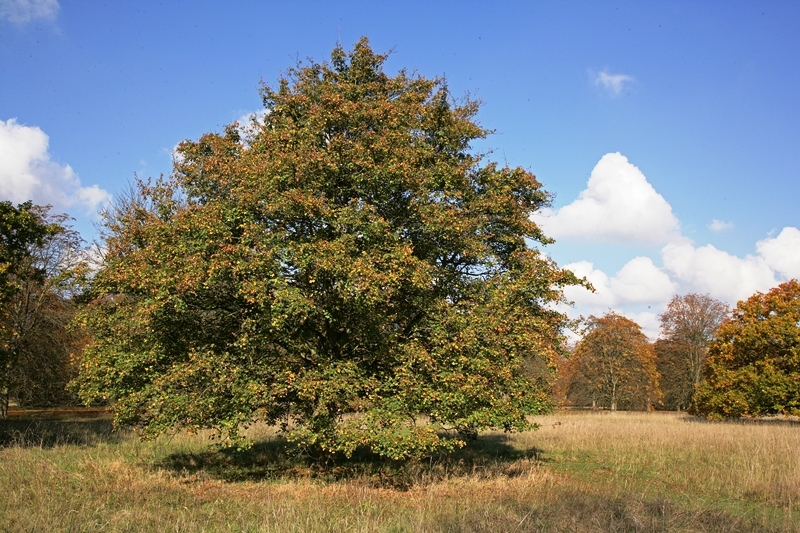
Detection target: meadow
<box><xmin>1</xmin><ymin>410</ymin><xmax>798</xmax><ymax>532</ymax></box>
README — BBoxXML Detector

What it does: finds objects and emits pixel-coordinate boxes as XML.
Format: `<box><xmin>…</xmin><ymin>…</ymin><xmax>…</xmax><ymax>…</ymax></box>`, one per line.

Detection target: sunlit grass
<box><xmin>528</xmin><ymin>410</ymin><xmax>800</xmax><ymax>513</ymax></box>
<box><xmin>1</xmin><ymin>410</ymin><xmax>797</xmax><ymax>532</ymax></box>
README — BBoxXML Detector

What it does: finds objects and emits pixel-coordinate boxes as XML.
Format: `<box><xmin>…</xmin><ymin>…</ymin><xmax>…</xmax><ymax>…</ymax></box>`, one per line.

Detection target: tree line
<box><xmin>556</xmin><ymin>282</ymin><xmax>799</xmax><ymax>417</ymax></box>
<box><xmin>2</xmin><ymin>39</ymin><xmax>798</xmax><ymax>458</ymax></box>
<box><xmin>557</xmin><ymin>294</ymin><xmax>726</xmax><ymax>412</ymax></box>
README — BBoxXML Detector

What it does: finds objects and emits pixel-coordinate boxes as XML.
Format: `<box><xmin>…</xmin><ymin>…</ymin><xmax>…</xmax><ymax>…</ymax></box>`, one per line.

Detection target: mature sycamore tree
<box><xmin>693</xmin><ymin>280</ymin><xmax>800</xmax><ymax>419</ymax></box>
<box><xmin>655</xmin><ymin>294</ymin><xmax>728</xmax><ymax>411</ymax></box>
<box><xmin>565</xmin><ymin>313</ymin><xmax>660</xmax><ymax>411</ymax></box>
<box><xmin>73</xmin><ymin>39</ymin><xmax>582</xmax><ymax>459</ymax></box>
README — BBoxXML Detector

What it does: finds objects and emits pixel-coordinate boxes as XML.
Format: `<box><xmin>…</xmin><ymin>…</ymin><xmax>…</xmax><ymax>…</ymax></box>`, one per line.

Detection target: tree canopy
<box><xmin>692</xmin><ymin>280</ymin><xmax>800</xmax><ymax>419</ymax></box>
<box><xmin>0</xmin><ymin>202</ymin><xmax>86</xmax><ymax>416</ymax></box>
<box><xmin>564</xmin><ymin>313</ymin><xmax>660</xmax><ymax>411</ymax></box>
<box><xmin>73</xmin><ymin>38</ymin><xmax>583</xmax><ymax>459</ymax></box>
<box><xmin>655</xmin><ymin>294</ymin><xmax>728</xmax><ymax>411</ymax></box>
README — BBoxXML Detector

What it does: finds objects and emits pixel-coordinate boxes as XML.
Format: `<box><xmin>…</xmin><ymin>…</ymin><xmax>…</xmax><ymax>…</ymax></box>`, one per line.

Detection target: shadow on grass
<box><xmin>438</xmin><ymin>492</ymin><xmax>785</xmax><ymax>533</ymax></box>
<box><xmin>157</xmin><ymin>433</ymin><xmax>545</xmax><ymax>489</ymax></box>
<box><xmin>0</xmin><ymin>413</ymin><xmax>120</xmax><ymax>448</ymax></box>
<box><xmin>683</xmin><ymin>414</ymin><xmax>800</xmax><ymax>428</ymax></box>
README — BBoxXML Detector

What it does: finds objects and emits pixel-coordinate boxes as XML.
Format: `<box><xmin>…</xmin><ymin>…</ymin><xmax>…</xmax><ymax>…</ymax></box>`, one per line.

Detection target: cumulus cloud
<box><xmin>0</xmin><ymin>0</ymin><xmax>59</xmax><ymax>24</ymax></box>
<box><xmin>594</xmin><ymin>70</ymin><xmax>634</xmax><ymax>96</ymax></box>
<box><xmin>709</xmin><ymin>219</ymin><xmax>733</xmax><ymax>231</ymax></box>
<box><xmin>611</xmin><ymin>257</ymin><xmax>679</xmax><ymax>304</ymax></box>
<box><xmin>561</xmin><ymin>260</ymin><xmax>612</xmax><ymax>308</ymax></box>
<box><xmin>661</xmin><ymin>238</ymin><xmax>778</xmax><ymax>303</ymax></box>
<box><xmin>548</xmin><ymin>152</ymin><xmax>799</xmax><ymax>337</ymax></box>
<box><xmin>756</xmin><ymin>227</ymin><xmax>800</xmax><ymax>280</ymax></box>
<box><xmin>560</xmin><ymin>258</ymin><xmax>671</xmax><ymax>339</ymax></box>
<box><xmin>564</xmin><ymin>256</ymin><xmax>677</xmax><ymax>309</ymax></box>
<box><xmin>0</xmin><ymin>118</ymin><xmax>110</xmax><ymax>216</ymax></box>
<box><xmin>532</xmin><ymin>152</ymin><xmax>679</xmax><ymax>244</ymax></box>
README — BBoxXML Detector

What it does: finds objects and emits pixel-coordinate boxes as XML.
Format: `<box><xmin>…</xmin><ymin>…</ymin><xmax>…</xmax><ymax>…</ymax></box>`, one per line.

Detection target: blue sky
<box><xmin>2</xmin><ymin>1</ymin><xmax>798</xmax><ymax>336</ymax></box>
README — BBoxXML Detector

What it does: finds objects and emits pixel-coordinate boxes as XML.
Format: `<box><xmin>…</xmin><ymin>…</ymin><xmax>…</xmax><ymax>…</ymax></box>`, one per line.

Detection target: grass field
<box><xmin>1</xmin><ymin>410</ymin><xmax>798</xmax><ymax>532</ymax></box>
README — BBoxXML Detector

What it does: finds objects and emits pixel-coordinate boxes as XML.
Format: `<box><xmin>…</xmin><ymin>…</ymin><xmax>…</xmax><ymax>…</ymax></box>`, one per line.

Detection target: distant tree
<box><xmin>0</xmin><ymin>202</ymin><xmax>87</xmax><ymax>416</ymax></box>
<box><xmin>692</xmin><ymin>280</ymin><xmax>800</xmax><ymax>419</ymax></box>
<box><xmin>655</xmin><ymin>294</ymin><xmax>728</xmax><ymax>410</ymax></box>
<box><xmin>72</xmin><ymin>38</ymin><xmax>583</xmax><ymax>459</ymax></box>
<box><xmin>566</xmin><ymin>313</ymin><xmax>660</xmax><ymax>411</ymax></box>
<box><xmin>653</xmin><ymin>339</ymin><xmax>691</xmax><ymax>410</ymax></box>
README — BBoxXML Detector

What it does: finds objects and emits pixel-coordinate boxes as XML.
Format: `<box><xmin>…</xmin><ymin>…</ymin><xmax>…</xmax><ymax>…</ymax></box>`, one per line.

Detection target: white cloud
<box><xmin>564</xmin><ymin>256</ymin><xmax>677</xmax><ymax>309</ymax></box>
<box><xmin>0</xmin><ymin>0</ymin><xmax>58</xmax><ymax>24</ymax></box>
<box><xmin>610</xmin><ymin>256</ymin><xmax>678</xmax><ymax>305</ymax></box>
<box><xmin>0</xmin><ymin>118</ymin><xmax>110</xmax><ymax>216</ymax></box>
<box><xmin>756</xmin><ymin>227</ymin><xmax>800</xmax><ymax>280</ymax></box>
<box><xmin>564</xmin><ymin>229</ymin><xmax>800</xmax><ymax>321</ymax></box>
<box><xmin>548</xmin><ymin>152</ymin><xmax>800</xmax><ymax>338</ymax></box>
<box><xmin>532</xmin><ymin>152</ymin><xmax>679</xmax><ymax>245</ymax></box>
<box><xmin>709</xmin><ymin>219</ymin><xmax>733</xmax><ymax>231</ymax></box>
<box><xmin>661</xmin><ymin>238</ymin><xmax>778</xmax><ymax>303</ymax></box>
<box><xmin>562</xmin><ymin>260</ymin><xmax>613</xmax><ymax>308</ymax></box>
<box><xmin>560</xmin><ymin>259</ymin><xmax>670</xmax><ymax>339</ymax></box>
<box><xmin>594</xmin><ymin>69</ymin><xmax>634</xmax><ymax>96</ymax></box>
<box><xmin>625</xmin><ymin>311</ymin><xmax>661</xmax><ymax>340</ymax></box>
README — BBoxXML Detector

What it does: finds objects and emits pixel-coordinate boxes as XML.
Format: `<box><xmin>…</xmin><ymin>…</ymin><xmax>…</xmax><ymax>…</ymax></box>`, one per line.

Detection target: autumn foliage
<box><xmin>692</xmin><ymin>280</ymin><xmax>800</xmax><ymax>419</ymax></box>
<box><xmin>72</xmin><ymin>39</ymin><xmax>582</xmax><ymax>459</ymax></box>
<box><xmin>562</xmin><ymin>313</ymin><xmax>660</xmax><ymax>411</ymax></box>
<box><xmin>0</xmin><ymin>202</ymin><xmax>86</xmax><ymax>416</ymax></box>
<box><xmin>654</xmin><ymin>294</ymin><xmax>728</xmax><ymax>411</ymax></box>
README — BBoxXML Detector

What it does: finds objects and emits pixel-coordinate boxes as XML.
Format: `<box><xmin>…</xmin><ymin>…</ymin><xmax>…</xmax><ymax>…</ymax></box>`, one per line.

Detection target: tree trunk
<box><xmin>610</xmin><ymin>381</ymin><xmax>617</xmax><ymax>411</ymax></box>
<box><xmin>0</xmin><ymin>389</ymin><xmax>8</xmax><ymax>419</ymax></box>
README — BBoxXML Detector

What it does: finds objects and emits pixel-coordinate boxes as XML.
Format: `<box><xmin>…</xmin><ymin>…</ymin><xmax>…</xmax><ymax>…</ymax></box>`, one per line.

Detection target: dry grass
<box><xmin>527</xmin><ymin>410</ymin><xmax>800</xmax><ymax>512</ymax></box>
<box><xmin>0</xmin><ymin>410</ymin><xmax>798</xmax><ymax>532</ymax></box>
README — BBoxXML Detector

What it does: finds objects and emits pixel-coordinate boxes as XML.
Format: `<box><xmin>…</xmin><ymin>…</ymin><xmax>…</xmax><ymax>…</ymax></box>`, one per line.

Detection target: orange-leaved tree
<box><xmin>566</xmin><ymin>313</ymin><xmax>660</xmax><ymax>411</ymax></box>
<box><xmin>692</xmin><ymin>280</ymin><xmax>800</xmax><ymax>419</ymax></box>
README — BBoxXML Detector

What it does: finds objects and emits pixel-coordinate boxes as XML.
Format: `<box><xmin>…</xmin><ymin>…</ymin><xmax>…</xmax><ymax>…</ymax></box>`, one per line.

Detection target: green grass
<box><xmin>1</xmin><ymin>410</ymin><xmax>798</xmax><ymax>532</ymax></box>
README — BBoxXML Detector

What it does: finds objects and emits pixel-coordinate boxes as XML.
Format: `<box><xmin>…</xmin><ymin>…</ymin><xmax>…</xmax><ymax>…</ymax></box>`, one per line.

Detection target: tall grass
<box><xmin>1</xmin><ymin>410</ymin><xmax>797</xmax><ymax>532</ymax></box>
<box><xmin>527</xmin><ymin>411</ymin><xmax>800</xmax><ymax>513</ymax></box>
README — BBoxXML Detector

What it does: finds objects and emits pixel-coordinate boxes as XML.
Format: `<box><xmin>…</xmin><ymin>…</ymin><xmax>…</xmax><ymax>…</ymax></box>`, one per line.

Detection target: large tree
<box><xmin>655</xmin><ymin>294</ymin><xmax>728</xmax><ymax>410</ymax></box>
<box><xmin>565</xmin><ymin>313</ymin><xmax>660</xmax><ymax>411</ymax></box>
<box><xmin>0</xmin><ymin>202</ymin><xmax>86</xmax><ymax>416</ymax></box>
<box><xmin>73</xmin><ymin>39</ymin><xmax>582</xmax><ymax>459</ymax></box>
<box><xmin>692</xmin><ymin>280</ymin><xmax>800</xmax><ymax>419</ymax></box>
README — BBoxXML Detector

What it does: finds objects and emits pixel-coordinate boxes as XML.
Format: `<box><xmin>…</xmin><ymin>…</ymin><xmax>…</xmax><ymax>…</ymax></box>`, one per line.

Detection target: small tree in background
<box><xmin>692</xmin><ymin>280</ymin><xmax>800</xmax><ymax>419</ymax></box>
<box><xmin>73</xmin><ymin>38</ymin><xmax>583</xmax><ymax>459</ymax></box>
<box><xmin>566</xmin><ymin>313</ymin><xmax>660</xmax><ymax>411</ymax></box>
<box><xmin>655</xmin><ymin>294</ymin><xmax>728</xmax><ymax>410</ymax></box>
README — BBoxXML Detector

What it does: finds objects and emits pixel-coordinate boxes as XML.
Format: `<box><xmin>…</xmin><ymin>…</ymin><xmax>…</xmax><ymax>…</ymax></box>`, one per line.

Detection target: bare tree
<box><xmin>656</xmin><ymin>294</ymin><xmax>729</xmax><ymax>410</ymax></box>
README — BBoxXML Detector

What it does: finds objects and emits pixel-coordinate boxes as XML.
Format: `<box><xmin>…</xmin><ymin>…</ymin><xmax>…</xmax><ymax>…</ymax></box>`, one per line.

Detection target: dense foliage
<box><xmin>655</xmin><ymin>294</ymin><xmax>728</xmax><ymax>410</ymax></box>
<box><xmin>692</xmin><ymin>280</ymin><xmax>800</xmax><ymax>419</ymax></box>
<box><xmin>0</xmin><ymin>202</ymin><xmax>86</xmax><ymax>416</ymax></box>
<box><xmin>73</xmin><ymin>39</ymin><xmax>582</xmax><ymax>459</ymax></box>
<box><xmin>563</xmin><ymin>313</ymin><xmax>660</xmax><ymax>411</ymax></box>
